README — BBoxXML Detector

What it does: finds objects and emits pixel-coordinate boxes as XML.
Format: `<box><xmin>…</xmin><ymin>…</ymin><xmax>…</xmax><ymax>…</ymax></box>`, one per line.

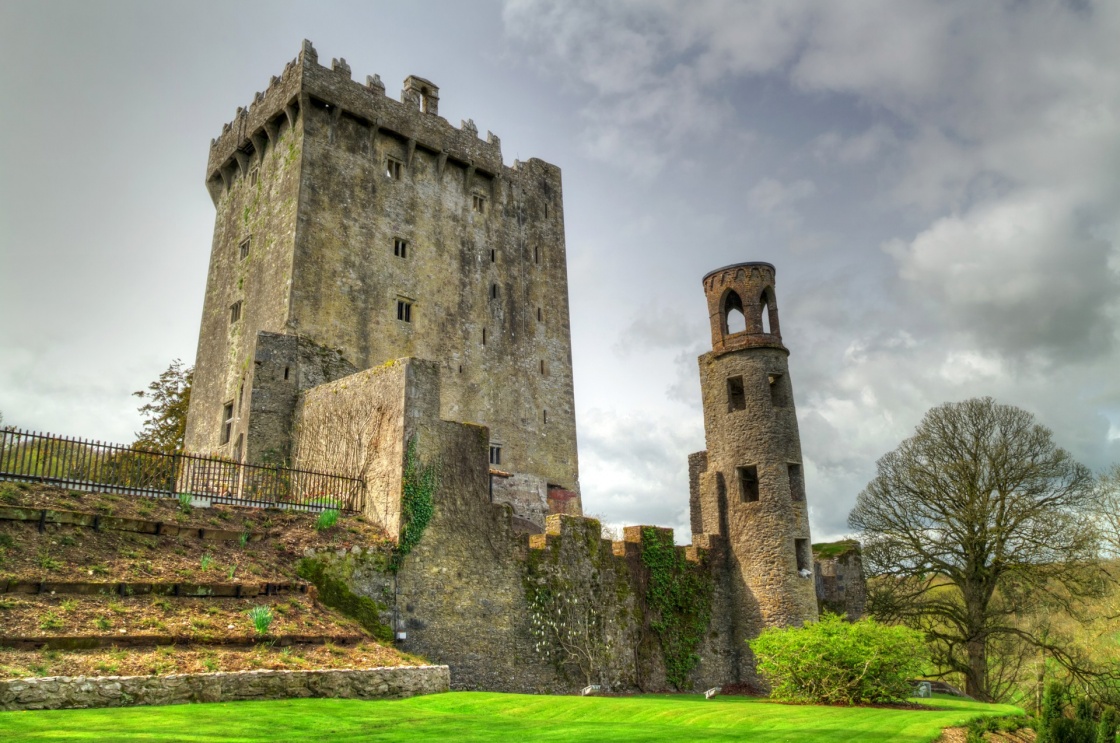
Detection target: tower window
<box><xmin>489</xmin><ymin>445</ymin><xmax>501</xmax><ymax>465</ymax></box>
<box><xmin>394</xmin><ymin>238</ymin><xmax>408</xmax><ymax>258</ymax></box>
<box><xmin>229</xmin><ymin>301</ymin><xmax>242</xmax><ymax>324</ymax></box>
<box><xmin>795</xmin><ymin>538</ymin><xmax>811</xmax><ymax>573</ymax></box>
<box><xmin>788</xmin><ymin>463</ymin><xmax>805</xmax><ymax>501</ymax></box>
<box><xmin>283</xmin><ymin>366</ymin><xmax>290</xmax><ymax>381</ymax></box>
<box><xmin>537</xmin><ymin>307</ymin><xmax>542</xmax><ymax>322</ymax></box>
<box><xmin>737</xmin><ymin>465</ymin><xmax>759</xmax><ymax>503</ymax></box>
<box><xmin>540</xmin><ymin>360</ymin><xmax>547</xmax><ymax>375</ymax></box>
<box><xmin>249</xmin><ymin>168</ymin><xmax>258</xmax><ymax>187</ymax></box>
<box><xmin>396</xmin><ymin>300</ymin><xmax>412</xmax><ymax>322</ymax></box>
<box><xmin>239</xmin><ymin>237</ymin><xmax>250</xmax><ymax>261</ymax></box>
<box><xmin>769</xmin><ymin>373</ymin><xmax>788</xmax><ymax>407</ymax></box>
<box><xmin>544</xmin><ymin>203</ymin><xmax>549</xmax><ymax>219</ymax></box>
<box><xmin>727</xmin><ymin>376</ymin><xmax>745</xmax><ymax>412</ymax></box>
<box><xmin>490</xmin><ymin>284</ymin><xmax>499</xmax><ymax>299</ymax></box>
<box><xmin>490</xmin><ymin>248</ymin><xmax>496</xmax><ymax>263</ymax></box>
<box><xmin>472</xmin><ymin>194</ymin><xmax>486</xmax><ymax>213</ymax></box>
<box><xmin>220</xmin><ymin>402</ymin><xmax>234</xmax><ymax>445</ymax></box>
<box><xmin>543</xmin><ymin>409</ymin><xmax>548</xmax><ymax>424</ymax></box>
<box><xmin>534</xmin><ymin>246</ymin><xmax>539</xmax><ymax>264</ymax></box>
<box><xmin>386</xmin><ymin>157</ymin><xmax>403</xmax><ymax>180</ymax></box>
<box><xmin>724</xmin><ymin>290</ymin><xmax>746</xmax><ymax>334</ymax></box>
<box><xmin>482</xmin><ymin>328</ymin><xmax>487</xmax><ymax>345</ymax></box>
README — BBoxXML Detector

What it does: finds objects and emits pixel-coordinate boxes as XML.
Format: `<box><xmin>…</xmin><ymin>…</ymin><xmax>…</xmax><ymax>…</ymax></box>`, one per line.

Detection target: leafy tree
<box><xmin>849</xmin><ymin>397</ymin><xmax>1103</xmax><ymax>702</ymax></box>
<box><xmin>133</xmin><ymin>359</ymin><xmax>193</xmax><ymax>454</ymax></box>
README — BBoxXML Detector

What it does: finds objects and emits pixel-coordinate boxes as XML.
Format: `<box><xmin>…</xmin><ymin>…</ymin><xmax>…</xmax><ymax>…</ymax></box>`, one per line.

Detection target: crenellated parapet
<box><xmin>206</xmin><ymin>40</ymin><xmax>507</xmax><ymax>204</ymax></box>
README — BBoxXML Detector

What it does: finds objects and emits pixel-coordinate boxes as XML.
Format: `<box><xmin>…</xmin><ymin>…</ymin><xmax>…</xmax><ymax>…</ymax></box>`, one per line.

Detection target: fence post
<box><xmin>169</xmin><ymin>453</ymin><xmax>180</xmax><ymax>497</ymax></box>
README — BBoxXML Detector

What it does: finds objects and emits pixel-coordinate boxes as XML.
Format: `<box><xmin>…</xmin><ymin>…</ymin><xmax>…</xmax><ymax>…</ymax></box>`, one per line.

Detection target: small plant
<box><xmin>227</xmin><ymin>564</ymin><xmax>237</xmax><ymax>580</ymax></box>
<box><xmin>248</xmin><ymin>605</ymin><xmax>274</xmax><ymax>636</ymax></box>
<box><xmin>95</xmin><ymin>660</ymin><xmax>119</xmax><ymax>674</ymax></box>
<box><xmin>178</xmin><ymin>492</ymin><xmax>192</xmax><ymax>513</ymax></box>
<box><xmin>0</xmin><ymin>533</ymin><xmax>13</xmax><ymax>549</ymax></box>
<box><xmin>239</xmin><ymin>532</ymin><xmax>250</xmax><ymax>547</ymax></box>
<box><xmin>153</xmin><ymin>597</ymin><xmax>172</xmax><ymax>611</ymax></box>
<box><xmin>0</xmin><ymin>598</ymin><xmax>18</xmax><ymax>610</ymax></box>
<box><xmin>59</xmin><ymin>535</ymin><xmax>77</xmax><ymax>547</ymax></box>
<box><xmin>107</xmin><ymin>601</ymin><xmax>127</xmax><ymax>614</ymax></box>
<box><xmin>60</xmin><ymin>599</ymin><xmax>78</xmax><ymax>612</ymax></box>
<box><xmin>37</xmin><ymin>552</ymin><xmax>62</xmax><ymax>571</ymax></box>
<box><xmin>39</xmin><ymin>612</ymin><xmax>64</xmax><ymax>631</ymax></box>
<box><xmin>315</xmin><ymin>509</ymin><xmax>340</xmax><ymax>531</ymax></box>
<box><xmin>202</xmin><ymin>657</ymin><xmax>219</xmax><ymax>672</ymax></box>
<box><xmin>90</xmin><ymin>563</ymin><xmax>110</xmax><ymax>576</ymax></box>
<box><xmin>200</xmin><ymin>554</ymin><xmax>214</xmax><ymax>571</ymax></box>
<box><xmin>95</xmin><ymin>616</ymin><xmax>112</xmax><ymax>630</ymax></box>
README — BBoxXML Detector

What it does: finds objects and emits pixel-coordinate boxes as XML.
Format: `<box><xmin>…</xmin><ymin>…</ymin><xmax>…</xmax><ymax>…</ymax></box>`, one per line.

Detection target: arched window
<box><xmin>760</xmin><ymin>288</ymin><xmax>778</xmax><ymax>335</ymax></box>
<box><xmin>724</xmin><ymin>290</ymin><xmax>746</xmax><ymax>334</ymax></box>
<box><xmin>760</xmin><ymin>292</ymin><xmax>771</xmax><ymax>334</ymax></box>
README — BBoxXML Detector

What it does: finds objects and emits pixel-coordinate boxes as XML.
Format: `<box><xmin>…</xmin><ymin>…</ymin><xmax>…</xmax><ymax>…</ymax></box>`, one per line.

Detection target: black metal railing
<box><xmin>0</xmin><ymin>428</ymin><xmax>363</xmax><ymax>513</ymax></box>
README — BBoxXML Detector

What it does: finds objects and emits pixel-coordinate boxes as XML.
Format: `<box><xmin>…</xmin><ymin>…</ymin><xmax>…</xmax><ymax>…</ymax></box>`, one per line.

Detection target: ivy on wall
<box><xmin>392</xmin><ymin>434</ymin><xmax>438</xmax><ymax>571</ymax></box>
<box><xmin>640</xmin><ymin>527</ymin><xmax>714</xmax><ymax>690</ymax></box>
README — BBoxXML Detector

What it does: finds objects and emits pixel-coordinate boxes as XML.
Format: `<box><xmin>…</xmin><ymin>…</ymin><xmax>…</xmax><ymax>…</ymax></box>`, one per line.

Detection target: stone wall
<box><xmin>813</xmin><ymin>542</ymin><xmax>867</xmax><ymax>620</ymax></box>
<box><xmin>0</xmin><ymin>665</ymin><xmax>449</xmax><ymax>711</ymax></box>
<box><xmin>292</xmin><ymin>359</ymin><xmax>412</xmax><ymax>534</ymax></box>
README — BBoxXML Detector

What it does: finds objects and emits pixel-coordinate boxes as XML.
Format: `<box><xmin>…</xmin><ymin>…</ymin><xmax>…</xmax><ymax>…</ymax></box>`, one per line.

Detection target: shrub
<box><xmin>748</xmin><ymin>613</ymin><xmax>928</xmax><ymax>705</ymax></box>
<box><xmin>247</xmin><ymin>605</ymin><xmax>273</xmax><ymax>636</ymax></box>
<box><xmin>315</xmin><ymin>509</ymin><xmax>340</xmax><ymax>531</ymax></box>
<box><xmin>177</xmin><ymin>492</ymin><xmax>192</xmax><ymax>513</ymax></box>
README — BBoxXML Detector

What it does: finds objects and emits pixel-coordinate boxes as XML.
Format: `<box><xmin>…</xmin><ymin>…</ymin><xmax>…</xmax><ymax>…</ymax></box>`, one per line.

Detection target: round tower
<box><xmin>695</xmin><ymin>262</ymin><xmax>817</xmax><ymax>634</ymax></box>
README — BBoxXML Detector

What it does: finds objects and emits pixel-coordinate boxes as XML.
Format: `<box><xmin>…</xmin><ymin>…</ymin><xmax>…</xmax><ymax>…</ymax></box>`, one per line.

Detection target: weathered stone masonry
<box><xmin>184</xmin><ymin>40</ymin><xmax>580</xmax><ymax>527</ymax></box>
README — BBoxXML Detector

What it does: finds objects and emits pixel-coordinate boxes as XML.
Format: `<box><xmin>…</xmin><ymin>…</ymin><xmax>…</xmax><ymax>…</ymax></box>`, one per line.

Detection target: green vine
<box><xmin>297</xmin><ymin>556</ymin><xmax>392</xmax><ymax>642</ymax></box>
<box><xmin>392</xmin><ymin>434</ymin><xmax>438</xmax><ymax>571</ymax></box>
<box><xmin>640</xmin><ymin>527</ymin><xmax>713</xmax><ymax>690</ymax></box>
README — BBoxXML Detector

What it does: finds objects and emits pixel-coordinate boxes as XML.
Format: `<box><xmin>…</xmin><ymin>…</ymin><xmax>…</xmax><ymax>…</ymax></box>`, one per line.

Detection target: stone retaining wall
<box><xmin>0</xmin><ymin>665</ymin><xmax>449</xmax><ymax>711</ymax></box>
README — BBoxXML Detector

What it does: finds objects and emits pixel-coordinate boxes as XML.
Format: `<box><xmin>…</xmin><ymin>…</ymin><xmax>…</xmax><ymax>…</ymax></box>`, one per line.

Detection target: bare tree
<box><xmin>849</xmin><ymin>397</ymin><xmax>1103</xmax><ymax>702</ymax></box>
<box><xmin>1094</xmin><ymin>464</ymin><xmax>1120</xmax><ymax>558</ymax></box>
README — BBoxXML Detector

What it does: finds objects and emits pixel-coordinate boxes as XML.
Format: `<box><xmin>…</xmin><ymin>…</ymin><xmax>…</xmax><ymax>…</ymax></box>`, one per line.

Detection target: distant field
<box><xmin>0</xmin><ymin>691</ymin><xmax>1021</xmax><ymax>742</ymax></box>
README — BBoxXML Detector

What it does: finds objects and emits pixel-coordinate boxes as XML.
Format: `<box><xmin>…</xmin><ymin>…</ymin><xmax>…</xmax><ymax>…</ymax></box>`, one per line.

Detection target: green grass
<box><xmin>0</xmin><ymin>692</ymin><xmax>1019</xmax><ymax>742</ymax></box>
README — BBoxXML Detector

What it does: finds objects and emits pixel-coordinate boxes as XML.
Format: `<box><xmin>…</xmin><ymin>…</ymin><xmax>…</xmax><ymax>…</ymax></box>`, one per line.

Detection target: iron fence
<box><xmin>0</xmin><ymin>428</ymin><xmax>363</xmax><ymax>513</ymax></box>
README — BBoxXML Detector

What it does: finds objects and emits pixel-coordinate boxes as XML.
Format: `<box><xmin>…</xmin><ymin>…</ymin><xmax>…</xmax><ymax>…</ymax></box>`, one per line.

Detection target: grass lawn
<box><xmin>0</xmin><ymin>691</ymin><xmax>1021</xmax><ymax>742</ymax></box>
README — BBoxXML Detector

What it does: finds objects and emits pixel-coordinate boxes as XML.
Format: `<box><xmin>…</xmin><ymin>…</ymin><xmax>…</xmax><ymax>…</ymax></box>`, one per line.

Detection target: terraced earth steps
<box><xmin>0</xmin><ymin>483</ymin><xmax>415</xmax><ymax>684</ymax></box>
<box><xmin>0</xmin><ymin>505</ymin><xmax>268</xmax><ymax>542</ymax></box>
<box><xmin>1</xmin><ymin>579</ymin><xmax>308</xmax><ymax>598</ymax></box>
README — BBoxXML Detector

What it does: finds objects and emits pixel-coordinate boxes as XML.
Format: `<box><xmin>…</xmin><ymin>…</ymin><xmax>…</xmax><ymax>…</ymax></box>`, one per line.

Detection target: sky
<box><xmin>2</xmin><ymin>0</ymin><xmax>1119</xmax><ymax>543</ymax></box>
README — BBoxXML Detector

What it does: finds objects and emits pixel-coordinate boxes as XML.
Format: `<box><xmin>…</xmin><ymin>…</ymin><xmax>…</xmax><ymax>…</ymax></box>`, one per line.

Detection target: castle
<box><xmin>184</xmin><ymin>40</ymin><xmax>580</xmax><ymax>529</ymax></box>
<box><xmin>183</xmin><ymin>42</ymin><xmax>851</xmax><ymax>692</ymax></box>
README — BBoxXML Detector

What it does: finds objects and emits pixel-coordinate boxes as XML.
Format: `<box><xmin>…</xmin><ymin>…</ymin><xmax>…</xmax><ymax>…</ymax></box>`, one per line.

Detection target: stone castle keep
<box><xmin>183</xmin><ymin>42</ymin><xmax>853</xmax><ymax>692</ymax></box>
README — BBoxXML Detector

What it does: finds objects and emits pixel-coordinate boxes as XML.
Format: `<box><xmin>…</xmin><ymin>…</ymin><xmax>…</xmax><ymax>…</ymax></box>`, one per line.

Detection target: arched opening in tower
<box><xmin>760</xmin><ymin>291</ymin><xmax>772</xmax><ymax>334</ymax></box>
<box><xmin>724</xmin><ymin>290</ymin><xmax>746</xmax><ymax>335</ymax></box>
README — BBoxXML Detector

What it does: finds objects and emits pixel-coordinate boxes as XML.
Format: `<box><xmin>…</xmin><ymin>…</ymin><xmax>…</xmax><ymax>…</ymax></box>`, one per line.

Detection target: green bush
<box><xmin>748</xmin><ymin>613</ymin><xmax>928</xmax><ymax>705</ymax></box>
<box><xmin>315</xmin><ymin>509</ymin><xmax>340</xmax><ymax>531</ymax></box>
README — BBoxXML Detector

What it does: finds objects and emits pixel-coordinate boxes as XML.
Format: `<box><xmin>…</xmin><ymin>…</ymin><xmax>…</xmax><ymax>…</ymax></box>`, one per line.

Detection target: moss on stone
<box><xmin>297</xmin><ymin>556</ymin><xmax>392</xmax><ymax>642</ymax></box>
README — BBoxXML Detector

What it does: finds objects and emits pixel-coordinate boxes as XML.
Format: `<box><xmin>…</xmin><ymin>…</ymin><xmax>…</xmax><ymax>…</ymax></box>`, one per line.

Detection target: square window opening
<box><xmin>229</xmin><ymin>301</ymin><xmax>242</xmax><ymax>325</ymax></box>
<box><xmin>239</xmin><ymin>237</ymin><xmax>251</xmax><ymax>261</ymax></box>
<box><xmin>737</xmin><ymin>465</ymin><xmax>759</xmax><ymax>503</ymax></box>
<box><xmin>249</xmin><ymin>168</ymin><xmax>258</xmax><ymax>187</ymax></box>
<box><xmin>472</xmin><ymin>194</ymin><xmax>486</xmax><ymax>213</ymax></box>
<box><xmin>788</xmin><ymin>463</ymin><xmax>805</xmax><ymax>501</ymax></box>
<box><xmin>727</xmin><ymin>376</ymin><xmax>745</xmax><ymax>412</ymax></box>
<box><xmin>386</xmin><ymin>158</ymin><xmax>403</xmax><ymax>180</ymax></box>
<box><xmin>396</xmin><ymin>300</ymin><xmax>412</xmax><ymax>323</ymax></box>
<box><xmin>220</xmin><ymin>402</ymin><xmax>234</xmax><ymax>445</ymax></box>
<box><xmin>489</xmin><ymin>445</ymin><xmax>501</xmax><ymax>466</ymax></box>
<box><xmin>769</xmin><ymin>373</ymin><xmax>787</xmax><ymax>407</ymax></box>
<box><xmin>394</xmin><ymin>238</ymin><xmax>408</xmax><ymax>258</ymax></box>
